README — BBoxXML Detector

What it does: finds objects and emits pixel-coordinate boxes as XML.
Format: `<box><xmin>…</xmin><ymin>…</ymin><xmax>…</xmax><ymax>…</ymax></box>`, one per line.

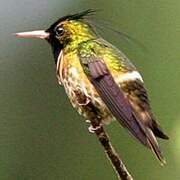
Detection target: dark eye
<box><xmin>55</xmin><ymin>27</ymin><xmax>64</xmax><ymax>37</ymax></box>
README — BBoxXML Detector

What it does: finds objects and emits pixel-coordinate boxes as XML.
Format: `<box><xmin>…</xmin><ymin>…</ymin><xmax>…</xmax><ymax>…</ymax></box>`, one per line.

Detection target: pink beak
<box><xmin>15</xmin><ymin>30</ymin><xmax>50</xmax><ymax>39</ymax></box>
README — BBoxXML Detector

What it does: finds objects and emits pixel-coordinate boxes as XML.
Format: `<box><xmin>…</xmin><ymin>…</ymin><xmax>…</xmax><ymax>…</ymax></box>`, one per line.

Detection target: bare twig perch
<box><xmin>90</xmin><ymin>117</ymin><xmax>133</xmax><ymax>180</ymax></box>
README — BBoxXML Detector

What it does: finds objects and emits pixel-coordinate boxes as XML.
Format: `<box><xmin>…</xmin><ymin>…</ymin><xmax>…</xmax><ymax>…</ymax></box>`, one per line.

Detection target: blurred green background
<box><xmin>0</xmin><ymin>0</ymin><xmax>180</xmax><ymax>179</ymax></box>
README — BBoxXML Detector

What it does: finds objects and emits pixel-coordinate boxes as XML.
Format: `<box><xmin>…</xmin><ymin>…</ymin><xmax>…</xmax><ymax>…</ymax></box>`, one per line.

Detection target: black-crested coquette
<box><xmin>16</xmin><ymin>10</ymin><xmax>169</xmax><ymax>165</ymax></box>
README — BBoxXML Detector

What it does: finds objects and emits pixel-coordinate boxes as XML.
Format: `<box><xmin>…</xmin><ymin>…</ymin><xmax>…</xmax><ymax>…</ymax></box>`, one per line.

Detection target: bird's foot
<box><xmin>88</xmin><ymin>125</ymin><xmax>101</xmax><ymax>133</ymax></box>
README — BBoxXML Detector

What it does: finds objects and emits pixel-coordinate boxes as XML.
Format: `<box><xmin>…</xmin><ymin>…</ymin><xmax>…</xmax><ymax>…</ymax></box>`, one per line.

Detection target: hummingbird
<box><xmin>15</xmin><ymin>9</ymin><xmax>169</xmax><ymax>165</ymax></box>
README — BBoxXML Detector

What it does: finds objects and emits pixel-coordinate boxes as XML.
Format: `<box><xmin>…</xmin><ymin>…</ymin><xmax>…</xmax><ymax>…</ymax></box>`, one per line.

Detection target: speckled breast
<box><xmin>58</xmin><ymin>53</ymin><xmax>112</xmax><ymax>124</ymax></box>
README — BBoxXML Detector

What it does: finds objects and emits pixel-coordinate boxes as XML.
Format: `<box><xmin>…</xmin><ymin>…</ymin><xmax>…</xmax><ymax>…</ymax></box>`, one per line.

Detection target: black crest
<box><xmin>46</xmin><ymin>9</ymin><xmax>95</xmax><ymax>32</ymax></box>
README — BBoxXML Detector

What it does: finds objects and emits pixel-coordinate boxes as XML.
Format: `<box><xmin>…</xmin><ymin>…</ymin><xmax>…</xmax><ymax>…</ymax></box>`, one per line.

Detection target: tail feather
<box><xmin>130</xmin><ymin>114</ymin><xmax>167</xmax><ymax>165</ymax></box>
<box><xmin>146</xmin><ymin>128</ymin><xmax>166</xmax><ymax>166</ymax></box>
<box><xmin>151</xmin><ymin>120</ymin><xmax>169</xmax><ymax>140</ymax></box>
<box><xmin>130</xmin><ymin>113</ymin><xmax>167</xmax><ymax>165</ymax></box>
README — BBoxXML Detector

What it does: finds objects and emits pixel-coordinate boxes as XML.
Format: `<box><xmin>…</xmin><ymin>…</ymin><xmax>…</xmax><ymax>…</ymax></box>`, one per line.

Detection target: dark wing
<box><xmin>88</xmin><ymin>60</ymin><xmax>148</xmax><ymax>145</ymax></box>
<box><xmin>82</xmin><ymin>59</ymin><xmax>166</xmax><ymax>164</ymax></box>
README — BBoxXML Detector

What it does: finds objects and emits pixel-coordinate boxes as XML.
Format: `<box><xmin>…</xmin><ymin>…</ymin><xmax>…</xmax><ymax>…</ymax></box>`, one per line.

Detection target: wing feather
<box><xmin>86</xmin><ymin>60</ymin><xmax>165</xmax><ymax>164</ymax></box>
<box><xmin>88</xmin><ymin>60</ymin><xmax>149</xmax><ymax>146</ymax></box>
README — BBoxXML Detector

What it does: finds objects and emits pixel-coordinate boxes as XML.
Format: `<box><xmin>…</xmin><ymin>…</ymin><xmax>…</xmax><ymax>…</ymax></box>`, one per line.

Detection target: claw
<box><xmin>88</xmin><ymin>125</ymin><xmax>101</xmax><ymax>133</ymax></box>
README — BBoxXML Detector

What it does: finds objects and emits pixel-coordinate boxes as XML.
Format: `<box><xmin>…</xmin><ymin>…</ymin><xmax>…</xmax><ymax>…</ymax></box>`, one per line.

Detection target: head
<box><xmin>15</xmin><ymin>10</ymin><xmax>96</xmax><ymax>63</ymax></box>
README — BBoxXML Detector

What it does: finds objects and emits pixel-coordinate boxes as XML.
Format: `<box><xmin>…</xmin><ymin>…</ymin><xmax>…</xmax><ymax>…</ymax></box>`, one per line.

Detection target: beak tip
<box><xmin>13</xmin><ymin>33</ymin><xmax>21</xmax><ymax>37</ymax></box>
